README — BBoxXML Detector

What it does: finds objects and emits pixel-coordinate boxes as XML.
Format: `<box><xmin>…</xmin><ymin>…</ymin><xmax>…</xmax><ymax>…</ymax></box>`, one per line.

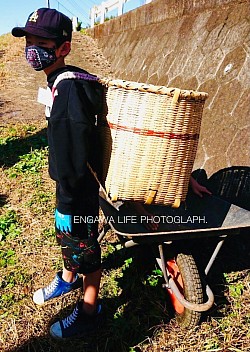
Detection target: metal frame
<box><xmin>98</xmin><ymin>222</ymin><xmax>234</xmax><ymax>313</ymax></box>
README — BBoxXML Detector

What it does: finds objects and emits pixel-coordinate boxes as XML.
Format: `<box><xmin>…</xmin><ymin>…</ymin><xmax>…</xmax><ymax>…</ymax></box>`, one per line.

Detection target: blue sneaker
<box><xmin>50</xmin><ymin>301</ymin><xmax>103</xmax><ymax>339</ymax></box>
<box><xmin>33</xmin><ymin>272</ymin><xmax>82</xmax><ymax>305</ymax></box>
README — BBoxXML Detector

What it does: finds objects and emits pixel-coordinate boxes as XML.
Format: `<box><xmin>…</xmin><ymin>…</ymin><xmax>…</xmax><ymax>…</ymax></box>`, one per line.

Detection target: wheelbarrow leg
<box><xmin>205</xmin><ymin>235</ymin><xmax>227</xmax><ymax>275</ymax></box>
<box><xmin>98</xmin><ymin>223</ymin><xmax>111</xmax><ymax>243</ymax></box>
<box><xmin>158</xmin><ymin>244</ymin><xmax>170</xmax><ymax>288</ymax></box>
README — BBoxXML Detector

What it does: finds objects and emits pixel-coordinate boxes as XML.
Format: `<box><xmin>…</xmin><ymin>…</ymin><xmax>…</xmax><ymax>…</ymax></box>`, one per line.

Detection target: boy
<box><xmin>12</xmin><ymin>8</ymin><xmax>103</xmax><ymax>339</ymax></box>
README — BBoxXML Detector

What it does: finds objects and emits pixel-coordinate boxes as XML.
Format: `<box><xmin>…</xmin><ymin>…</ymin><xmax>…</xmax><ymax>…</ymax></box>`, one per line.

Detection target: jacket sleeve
<box><xmin>48</xmin><ymin>79</ymin><xmax>101</xmax><ymax>215</ymax></box>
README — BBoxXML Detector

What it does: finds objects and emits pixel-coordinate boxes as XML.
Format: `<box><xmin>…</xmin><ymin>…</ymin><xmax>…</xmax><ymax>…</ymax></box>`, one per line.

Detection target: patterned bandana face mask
<box><xmin>25</xmin><ymin>45</ymin><xmax>57</xmax><ymax>71</ymax></box>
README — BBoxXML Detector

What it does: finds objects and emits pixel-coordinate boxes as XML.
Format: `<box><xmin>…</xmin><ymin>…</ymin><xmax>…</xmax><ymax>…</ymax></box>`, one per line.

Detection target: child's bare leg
<box><xmin>82</xmin><ymin>269</ymin><xmax>102</xmax><ymax>315</ymax></box>
<box><xmin>62</xmin><ymin>266</ymin><xmax>101</xmax><ymax>315</ymax></box>
<box><xmin>62</xmin><ymin>266</ymin><xmax>75</xmax><ymax>283</ymax></box>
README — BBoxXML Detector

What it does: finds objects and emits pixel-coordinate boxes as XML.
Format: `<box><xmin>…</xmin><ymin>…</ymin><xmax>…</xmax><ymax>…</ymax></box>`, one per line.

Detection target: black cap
<box><xmin>12</xmin><ymin>8</ymin><xmax>72</xmax><ymax>43</ymax></box>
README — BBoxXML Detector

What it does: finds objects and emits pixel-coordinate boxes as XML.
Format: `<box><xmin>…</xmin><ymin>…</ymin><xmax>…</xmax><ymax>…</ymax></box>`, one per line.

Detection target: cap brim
<box><xmin>12</xmin><ymin>27</ymin><xmax>27</xmax><ymax>37</ymax></box>
<box><xmin>12</xmin><ymin>26</ymin><xmax>58</xmax><ymax>39</ymax></box>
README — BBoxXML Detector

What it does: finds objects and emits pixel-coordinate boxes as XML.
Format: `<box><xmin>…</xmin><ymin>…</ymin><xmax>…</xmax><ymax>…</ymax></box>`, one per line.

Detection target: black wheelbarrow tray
<box><xmin>98</xmin><ymin>192</ymin><xmax>250</xmax><ymax>328</ymax></box>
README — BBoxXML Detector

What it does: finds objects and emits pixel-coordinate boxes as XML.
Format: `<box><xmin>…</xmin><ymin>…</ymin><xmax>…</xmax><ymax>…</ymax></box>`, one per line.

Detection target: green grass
<box><xmin>0</xmin><ymin>209</ymin><xmax>21</xmax><ymax>241</ymax></box>
<box><xmin>6</xmin><ymin>147</ymin><xmax>48</xmax><ymax>178</ymax></box>
<box><xmin>0</xmin><ymin>209</ymin><xmax>27</xmax><ymax>315</ymax></box>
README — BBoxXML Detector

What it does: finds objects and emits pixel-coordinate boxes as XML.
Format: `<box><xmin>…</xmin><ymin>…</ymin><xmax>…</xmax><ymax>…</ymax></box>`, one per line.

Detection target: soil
<box><xmin>0</xmin><ymin>32</ymin><xmax>112</xmax><ymax>125</ymax></box>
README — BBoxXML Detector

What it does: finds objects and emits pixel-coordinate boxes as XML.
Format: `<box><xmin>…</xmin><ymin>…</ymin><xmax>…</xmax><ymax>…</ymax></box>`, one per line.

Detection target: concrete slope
<box><xmin>88</xmin><ymin>0</ymin><xmax>250</xmax><ymax>176</ymax></box>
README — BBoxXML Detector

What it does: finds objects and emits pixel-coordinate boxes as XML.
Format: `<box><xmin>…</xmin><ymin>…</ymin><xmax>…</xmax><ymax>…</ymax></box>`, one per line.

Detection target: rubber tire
<box><xmin>168</xmin><ymin>253</ymin><xmax>203</xmax><ymax>328</ymax></box>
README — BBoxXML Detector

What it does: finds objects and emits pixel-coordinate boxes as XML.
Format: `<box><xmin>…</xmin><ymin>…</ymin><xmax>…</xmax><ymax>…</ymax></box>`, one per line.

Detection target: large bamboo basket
<box><xmin>98</xmin><ymin>78</ymin><xmax>208</xmax><ymax>208</ymax></box>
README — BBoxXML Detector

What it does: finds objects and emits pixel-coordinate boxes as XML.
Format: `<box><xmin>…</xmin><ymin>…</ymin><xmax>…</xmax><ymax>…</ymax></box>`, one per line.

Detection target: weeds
<box><xmin>0</xmin><ymin>209</ymin><xmax>21</xmax><ymax>241</ymax></box>
<box><xmin>0</xmin><ymin>248</ymin><xmax>16</xmax><ymax>268</ymax></box>
<box><xmin>0</xmin><ymin>268</ymin><xmax>32</xmax><ymax>317</ymax></box>
<box><xmin>0</xmin><ymin>124</ymin><xmax>249</xmax><ymax>351</ymax></box>
<box><xmin>42</xmin><ymin>227</ymin><xmax>55</xmax><ymax>239</ymax></box>
<box><xmin>6</xmin><ymin>147</ymin><xmax>48</xmax><ymax>178</ymax></box>
<box><xmin>146</xmin><ymin>269</ymin><xmax>163</xmax><ymax>287</ymax></box>
<box><xmin>224</xmin><ymin>272</ymin><xmax>245</xmax><ymax>299</ymax></box>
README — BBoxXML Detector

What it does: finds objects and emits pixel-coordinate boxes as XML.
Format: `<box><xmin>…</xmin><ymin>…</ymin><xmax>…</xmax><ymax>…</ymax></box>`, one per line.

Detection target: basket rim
<box><xmin>99</xmin><ymin>77</ymin><xmax>208</xmax><ymax>100</ymax></box>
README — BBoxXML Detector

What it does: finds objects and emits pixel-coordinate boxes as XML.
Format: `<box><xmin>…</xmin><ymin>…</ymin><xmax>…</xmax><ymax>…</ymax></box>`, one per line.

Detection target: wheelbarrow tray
<box><xmin>99</xmin><ymin>193</ymin><xmax>250</xmax><ymax>241</ymax></box>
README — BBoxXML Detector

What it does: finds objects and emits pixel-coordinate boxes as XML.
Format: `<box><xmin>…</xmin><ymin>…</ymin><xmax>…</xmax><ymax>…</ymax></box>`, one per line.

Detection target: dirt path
<box><xmin>0</xmin><ymin>32</ymin><xmax>112</xmax><ymax>125</ymax></box>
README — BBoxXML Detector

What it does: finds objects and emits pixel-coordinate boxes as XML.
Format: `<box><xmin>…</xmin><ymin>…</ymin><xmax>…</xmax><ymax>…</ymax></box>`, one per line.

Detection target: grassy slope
<box><xmin>0</xmin><ymin>34</ymin><xmax>249</xmax><ymax>351</ymax></box>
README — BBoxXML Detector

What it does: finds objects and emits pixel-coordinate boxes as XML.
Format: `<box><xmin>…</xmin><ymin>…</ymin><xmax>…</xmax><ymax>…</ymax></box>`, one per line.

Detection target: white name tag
<box><xmin>37</xmin><ymin>87</ymin><xmax>53</xmax><ymax>108</ymax></box>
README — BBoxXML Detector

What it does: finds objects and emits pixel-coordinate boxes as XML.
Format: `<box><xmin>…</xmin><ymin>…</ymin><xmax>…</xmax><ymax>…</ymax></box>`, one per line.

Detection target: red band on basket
<box><xmin>107</xmin><ymin>122</ymin><xmax>199</xmax><ymax>140</ymax></box>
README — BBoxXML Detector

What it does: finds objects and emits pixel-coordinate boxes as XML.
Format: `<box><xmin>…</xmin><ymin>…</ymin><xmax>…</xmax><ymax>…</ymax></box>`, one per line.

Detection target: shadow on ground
<box><xmin>0</xmin><ymin>128</ymin><xmax>48</xmax><ymax>168</ymax></box>
<box><xmin>0</xmin><ymin>127</ymin><xmax>48</xmax><ymax>209</ymax></box>
<box><xmin>8</xmin><ymin>245</ymin><xmax>170</xmax><ymax>352</ymax></box>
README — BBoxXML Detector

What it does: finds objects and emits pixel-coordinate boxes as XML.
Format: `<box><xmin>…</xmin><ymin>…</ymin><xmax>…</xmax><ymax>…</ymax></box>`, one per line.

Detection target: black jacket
<box><xmin>47</xmin><ymin>65</ymin><xmax>103</xmax><ymax>215</ymax></box>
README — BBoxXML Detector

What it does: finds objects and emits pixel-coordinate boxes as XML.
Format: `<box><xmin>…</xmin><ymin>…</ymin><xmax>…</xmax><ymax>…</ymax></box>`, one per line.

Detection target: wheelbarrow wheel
<box><xmin>166</xmin><ymin>253</ymin><xmax>203</xmax><ymax>328</ymax></box>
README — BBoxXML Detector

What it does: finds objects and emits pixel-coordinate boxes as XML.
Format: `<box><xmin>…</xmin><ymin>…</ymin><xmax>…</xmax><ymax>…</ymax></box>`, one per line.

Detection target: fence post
<box><xmin>118</xmin><ymin>0</ymin><xmax>124</xmax><ymax>16</ymax></box>
<box><xmin>90</xmin><ymin>7</ymin><xmax>95</xmax><ymax>27</ymax></box>
<box><xmin>72</xmin><ymin>16</ymin><xmax>78</xmax><ymax>31</ymax></box>
<box><xmin>100</xmin><ymin>2</ymin><xmax>106</xmax><ymax>24</ymax></box>
<box><xmin>90</xmin><ymin>0</ymin><xmax>135</xmax><ymax>27</ymax></box>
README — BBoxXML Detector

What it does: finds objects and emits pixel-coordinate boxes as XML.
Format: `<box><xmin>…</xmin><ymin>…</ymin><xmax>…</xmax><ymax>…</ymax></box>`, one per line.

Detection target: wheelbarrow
<box><xmin>98</xmin><ymin>188</ymin><xmax>250</xmax><ymax>329</ymax></box>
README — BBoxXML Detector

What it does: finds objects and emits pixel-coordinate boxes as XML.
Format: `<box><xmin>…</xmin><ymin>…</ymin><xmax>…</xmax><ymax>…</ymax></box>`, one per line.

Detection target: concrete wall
<box><xmin>87</xmin><ymin>0</ymin><xmax>250</xmax><ymax>176</ymax></box>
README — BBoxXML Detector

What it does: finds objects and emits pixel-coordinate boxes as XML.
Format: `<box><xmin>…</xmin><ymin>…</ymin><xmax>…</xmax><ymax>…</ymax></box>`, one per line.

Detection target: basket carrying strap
<box><xmin>51</xmin><ymin>71</ymin><xmax>99</xmax><ymax>100</ymax></box>
<box><xmin>87</xmin><ymin>163</ymin><xmax>119</xmax><ymax>209</ymax></box>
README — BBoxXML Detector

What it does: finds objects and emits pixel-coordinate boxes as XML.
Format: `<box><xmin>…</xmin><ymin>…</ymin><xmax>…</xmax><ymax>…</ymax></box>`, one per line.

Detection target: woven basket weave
<box><xmin>98</xmin><ymin>78</ymin><xmax>208</xmax><ymax>207</ymax></box>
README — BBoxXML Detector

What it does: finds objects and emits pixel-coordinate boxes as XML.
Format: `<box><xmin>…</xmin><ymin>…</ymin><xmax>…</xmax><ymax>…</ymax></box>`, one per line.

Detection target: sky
<box><xmin>0</xmin><ymin>0</ymin><xmax>143</xmax><ymax>36</ymax></box>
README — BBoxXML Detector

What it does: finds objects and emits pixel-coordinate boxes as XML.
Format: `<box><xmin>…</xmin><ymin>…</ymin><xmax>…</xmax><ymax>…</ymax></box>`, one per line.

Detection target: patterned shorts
<box><xmin>55</xmin><ymin>196</ymin><xmax>101</xmax><ymax>274</ymax></box>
